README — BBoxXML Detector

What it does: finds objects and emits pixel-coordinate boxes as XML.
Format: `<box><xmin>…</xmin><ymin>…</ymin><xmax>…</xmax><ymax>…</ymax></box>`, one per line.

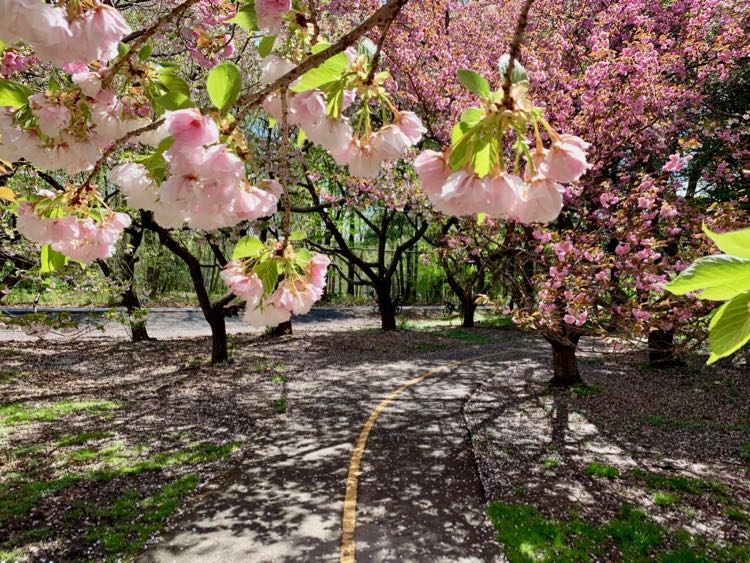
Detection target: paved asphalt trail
<box><xmin>139</xmin><ymin>348</ymin><xmax>527</xmax><ymax>562</ymax></box>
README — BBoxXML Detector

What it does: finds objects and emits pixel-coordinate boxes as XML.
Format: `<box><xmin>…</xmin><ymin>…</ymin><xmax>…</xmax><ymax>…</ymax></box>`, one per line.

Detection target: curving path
<box><xmin>138</xmin><ymin>342</ymin><xmax>534</xmax><ymax>562</ymax></box>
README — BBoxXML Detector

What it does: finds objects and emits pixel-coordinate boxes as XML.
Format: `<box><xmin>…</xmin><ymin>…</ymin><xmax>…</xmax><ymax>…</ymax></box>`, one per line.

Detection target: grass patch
<box><xmin>0</xmin><ymin>368</ymin><xmax>21</xmax><ymax>384</ymax></box>
<box><xmin>653</xmin><ymin>492</ymin><xmax>678</xmax><ymax>507</ymax></box>
<box><xmin>79</xmin><ymin>474</ymin><xmax>198</xmax><ymax>558</ymax></box>
<box><xmin>487</xmin><ymin>502</ymin><xmax>750</xmax><ymax>562</ymax></box>
<box><xmin>0</xmin><ymin>400</ymin><xmax>121</xmax><ymax>427</ymax></box>
<box><xmin>639</xmin><ymin>414</ymin><xmax>704</xmax><ymax>430</ymax></box>
<box><xmin>631</xmin><ymin>468</ymin><xmax>727</xmax><ymax>497</ymax></box>
<box><xmin>439</xmin><ymin>328</ymin><xmax>491</xmax><ymax>345</ymax></box>
<box><xmin>542</xmin><ymin>458</ymin><xmax>560</xmax><ymax>469</ymax></box>
<box><xmin>273</xmin><ymin>398</ymin><xmax>288</xmax><ymax>414</ymax></box>
<box><xmin>415</xmin><ymin>342</ymin><xmax>442</xmax><ymax>351</ymax></box>
<box><xmin>585</xmin><ymin>462</ymin><xmax>619</xmax><ymax>479</ymax></box>
<box><xmin>0</xmin><ymin>474</ymin><xmax>82</xmax><ymax>527</ymax></box>
<box><xmin>56</xmin><ymin>430</ymin><xmax>113</xmax><ymax>447</ymax></box>
<box><xmin>571</xmin><ymin>383</ymin><xmax>602</xmax><ymax>398</ymax></box>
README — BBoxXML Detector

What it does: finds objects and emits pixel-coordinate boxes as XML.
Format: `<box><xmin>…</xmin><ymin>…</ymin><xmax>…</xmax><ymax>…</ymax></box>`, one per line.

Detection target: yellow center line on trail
<box><xmin>339</xmin><ymin>352</ymin><xmax>507</xmax><ymax>563</ymax></box>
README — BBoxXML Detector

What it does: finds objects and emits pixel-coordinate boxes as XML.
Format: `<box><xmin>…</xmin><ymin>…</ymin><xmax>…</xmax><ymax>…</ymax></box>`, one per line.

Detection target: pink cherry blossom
<box><xmin>662</xmin><ymin>153</ymin><xmax>692</xmax><ymax>173</ymax></box>
<box><xmin>260</xmin><ymin>55</ymin><xmax>296</xmax><ymax>85</ymax></box>
<box><xmin>541</xmin><ymin>135</ymin><xmax>591</xmax><ymax>183</ymax></box>
<box><xmin>28</xmin><ymin>94</ymin><xmax>72</xmax><ymax>137</ymax></box>
<box><xmin>221</xmin><ymin>261</ymin><xmax>264</xmax><ymax>305</ymax></box>
<box><xmin>165</xmin><ymin>109</ymin><xmax>219</xmax><ymax>148</ymax></box>
<box><xmin>414</xmin><ymin>150</ymin><xmax>450</xmax><ymax>196</ymax></box>
<box><xmin>396</xmin><ymin>111</ymin><xmax>427</xmax><ymax>144</ymax></box>
<box><xmin>255</xmin><ymin>0</ymin><xmax>291</xmax><ymax>34</ymax></box>
<box><xmin>514</xmin><ymin>177</ymin><xmax>564</xmax><ymax>224</ymax></box>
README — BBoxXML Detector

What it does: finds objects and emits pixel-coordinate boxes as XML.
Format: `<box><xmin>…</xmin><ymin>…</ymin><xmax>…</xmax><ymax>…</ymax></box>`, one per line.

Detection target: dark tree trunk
<box><xmin>122</xmin><ymin>286</ymin><xmax>150</xmax><ymax>342</ymax></box>
<box><xmin>208</xmin><ymin>311</ymin><xmax>228</xmax><ymax>364</ymax></box>
<box><xmin>461</xmin><ymin>300</ymin><xmax>476</xmax><ymax>328</ymax></box>
<box><xmin>377</xmin><ymin>285</ymin><xmax>397</xmax><ymax>330</ymax></box>
<box><xmin>271</xmin><ymin>320</ymin><xmax>293</xmax><ymax>337</ymax></box>
<box><xmin>547</xmin><ymin>335</ymin><xmax>582</xmax><ymax>386</ymax></box>
<box><xmin>648</xmin><ymin>329</ymin><xmax>682</xmax><ymax>368</ymax></box>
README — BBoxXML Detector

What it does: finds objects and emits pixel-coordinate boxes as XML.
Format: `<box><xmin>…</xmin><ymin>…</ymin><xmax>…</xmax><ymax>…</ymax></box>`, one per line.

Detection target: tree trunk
<box><xmin>377</xmin><ymin>286</ymin><xmax>397</xmax><ymax>330</ymax></box>
<box><xmin>548</xmin><ymin>336</ymin><xmax>582</xmax><ymax>386</ymax></box>
<box><xmin>123</xmin><ymin>286</ymin><xmax>151</xmax><ymax>342</ymax></box>
<box><xmin>648</xmin><ymin>329</ymin><xmax>682</xmax><ymax>368</ymax></box>
<box><xmin>271</xmin><ymin>320</ymin><xmax>293</xmax><ymax>337</ymax></box>
<box><xmin>461</xmin><ymin>300</ymin><xmax>476</xmax><ymax>328</ymax></box>
<box><xmin>207</xmin><ymin>311</ymin><xmax>228</xmax><ymax>364</ymax></box>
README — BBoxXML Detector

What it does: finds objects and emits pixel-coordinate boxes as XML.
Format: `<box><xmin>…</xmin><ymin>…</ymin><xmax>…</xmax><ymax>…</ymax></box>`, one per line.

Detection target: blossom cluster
<box><xmin>111</xmin><ymin>108</ymin><xmax>280</xmax><ymax>231</ymax></box>
<box><xmin>0</xmin><ymin>69</ymin><xmax>160</xmax><ymax>174</ymax></box>
<box><xmin>0</xmin><ymin>1</ymin><xmax>130</xmax><ymax>66</ymax></box>
<box><xmin>415</xmin><ymin>134</ymin><xmax>590</xmax><ymax>223</ymax></box>
<box><xmin>16</xmin><ymin>190</ymin><xmax>131</xmax><ymax>263</ymax></box>
<box><xmin>221</xmin><ymin>252</ymin><xmax>330</xmax><ymax>328</ymax></box>
<box><xmin>261</xmin><ymin>52</ymin><xmax>427</xmax><ymax>178</ymax></box>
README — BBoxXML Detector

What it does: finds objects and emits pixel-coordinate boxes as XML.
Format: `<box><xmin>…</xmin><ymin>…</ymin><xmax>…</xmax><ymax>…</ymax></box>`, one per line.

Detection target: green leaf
<box><xmin>665</xmin><ymin>255</ymin><xmax>750</xmax><ymax>301</ymax></box>
<box><xmin>232</xmin><ymin>235</ymin><xmax>265</xmax><ymax>260</ymax></box>
<box><xmin>325</xmin><ymin>82</ymin><xmax>345</xmax><ymax>119</ymax></box>
<box><xmin>460</xmin><ymin>107</ymin><xmax>484</xmax><ymax>125</ymax></box>
<box><xmin>707</xmin><ymin>291</ymin><xmax>750</xmax><ymax>364</ymax></box>
<box><xmin>255</xmin><ymin>260</ymin><xmax>280</xmax><ymax>295</ymax></box>
<box><xmin>156</xmin><ymin>91</ymin><xmax>193</xmax><ymax>111</ymax></box>
<box><xmin>138</xmin><ymin>44</ymin><xmax>153</xmax><ymax>61</ymax></box>
<box><xmin>289</xmin><ymin>230</ymin><xmax>306</xmax><ymax>241</ymax></box>
<box><xmin>472</xmin><ymin>132</ymin><xmax>498</xmax><ymax>178</ymax></box>
<box><xmin>207</xmin><ymin>61</ymin><xmax>242</xmax><ymax>112</ymax></box>
<box><xmin>477</xmin><ymin>213</ymin><xmax>487</xmax><ymax>226</ymax></box>
<box><xmin>40</xmin><ymin>245</ymin><xmax>67</xmax><ymax>273</ymax></box>
<box><xmin>229</xmin><ymin>2</ymin><xmax>258</xmax><ymax>31</ymax></box>
<box><xmin>295</xmin><ymin>129</ymin><xmax>307</xmax><ymax>147</ymax></box>
<box><xmin>0</xmin><ymin>79</ymin><xmax>32</xmax><ymax>109</ymax></box>
<box><xmin>498</xmin><ymin>54</ymin><xmax>530</xmax><ymax>84</ymax></box>
<box><xmin>448</xmin><ymin>126</ymin><xmax>479</xmax><ymax>171</ymax></box>
<box><xmin>157</xmin><ymin>70</ymin><xmax>191</xmax><ymax>97</ymax></box>
<box><xmin>457</xmin><ymin>69</ymin><xmax>491</xmax><ymax>98</ymax></box>
<box><xmin>703</xmin><ymin>225</ymin><xmax>750</xmax><ymax>260</ymax></box>
<box><xmin>258</xmin><ymin>35</ymin><xmax>276</xmax><ymax>58</ymax></box>
<box><xmin>0</xmin><ymin>40</ymin><xmax>6</xmax><ymax>53</ymax></box>
<box><xmin>294</xmin><ymin>247</ymin><xmax>313</xmax><ymax>267</ymax></box>
<box><xmin>311</xmin><ymin>42</ymin><xmax>331</xmax><ymax>55</ymax></box>
<box><xmin>290</xmin><ymin>52</ymin><xmax>348</xmax><ymax>93</ymax></box>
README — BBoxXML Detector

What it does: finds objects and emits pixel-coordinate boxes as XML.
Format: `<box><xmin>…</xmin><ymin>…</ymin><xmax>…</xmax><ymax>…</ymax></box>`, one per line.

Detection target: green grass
<box><xmin>0</xmin><ymin>368</ymin><xmax>21</xmax><ymax>384</ymax></box>
<box><xmin>487</xmin><ymin>502</ymin><xmax>750</xmax><ymax>562</ymax></box>
<box><xmin>571</xmin><ymin>383</ymin><xmax>602</xmax><ymax>398</ymax></box>
<box><xmin>741</xmin><ymin>443</ymin><xmax>750</xmax><ymax>461</ymax></box>
<box><xmin>639</xmin><ymin>414</ymin><xmax>704</xmax><ymax>430</ymax></box>
<box><xmin>439</xmin><ymin>328</ymin><xmax>491</xmax><ymax>345</ymax></box>
<box><xmin>56</xmin><ymin>430</ymin><xmax>113</xmax><ymax>447</ymax></box>
<box><xmin>0</xmin><ymin>400</ymin><xmax>121</xmax><ymax>427</ymax></box>
<box><xmin>653</xmin><ymin>492</ymin><xmax>678</xmax><ymax>507</ymax></box>
<box><xmin>631</xmin><ymin>468</ymin><xmax>727</xmax><ymax>497</ymax></box>
<box><xmin>273</xmin><ymin>398</ymin><xmax>289</xmax><ymax>414</ymax></box>
<box><xmin>0</xmin><ymin>474</ymin><xmax>82</xmax><ymax>527</ymax></box>
<box><xmin>542</xmin><ymin>458</ymin><xmax>560</xmax><ymax>469</ymax></box>
<box><xmin>479</xmin><ymin>314</ymin><xmax>515</xmax><ymax>328</ymax></box>
<box><xmin>585</xmin><ymin>462</ymin><xmax>620</xmax><ymax>479</ymax></box>
<box><xmin>79</xmin><ymin>474</ymin><xmax>198</xmax><ymax>559</ymax></box>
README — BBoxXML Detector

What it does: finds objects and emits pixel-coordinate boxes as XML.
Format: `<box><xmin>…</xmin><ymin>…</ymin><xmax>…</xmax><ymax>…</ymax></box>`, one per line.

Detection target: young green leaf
<box><xmin>457</xmin><ymin>70</ymin><xmax>491</xmax><ymax>98</ymax></box>
<box><xmin>232</xmin><ymin>236</ymin><xmax>265</xmax><ymax>260</ymax></box>
<box><xmin>289</xmin><ymin>230</ymin><xmax>307</xmax><ymax>241</ymax></box>
<box><xmin>258</xmin><ymin>35</ymin><xmax>276</xmax><ymax>58</ymax></box>
<box><xmin>255</xmin><ymin>260</ymin><xmax>280</xmax><ymax>294</ymax></box>
<box><xmin>703</xmin><ymin>224</ymin><xmax>750</xmax><ymax>260</ymax></box>
<box><xmin>290</xmin><ymin>52</ymin><xmax>348</xmax><ymax>93</ymax></box>
<box><xmin>40</xmin><ymin>245</ymin><xmax>67</xmax><ymax>273</ymax></box>
<box><xmin>707</xmin><ymin>290</ymin><xmax>750</xmax><ymax>364</ymax></box>
<box><xmin>138</xmin><ymin>44</ymin><xmax>153</xmax><ymax>61</ymax></box>
<box><xmin>665</xmin><ymin>255</ymin><xmax>750</xmax><ymax>301</ymax></box>
<box><xmin>229</xmin><ymin>2</ymin><xmax>258</xmax><ymax>31</ymax></box>
<box><xmin>0</xmin><ymin>79</ymin><xmax>32</xmax><ymax>109</ymax></box>
<box><xmin>207</xmin><ymin>61</ymin><xmax>242</xmax><ymax>112</ymax></box>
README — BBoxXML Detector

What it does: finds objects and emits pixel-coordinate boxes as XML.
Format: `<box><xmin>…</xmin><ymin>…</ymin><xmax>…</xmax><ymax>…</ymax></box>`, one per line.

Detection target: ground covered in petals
<box><xmin>0</xmin><ymin>317</ymin><xmax>748</xmax><ymax>561</ymax></box>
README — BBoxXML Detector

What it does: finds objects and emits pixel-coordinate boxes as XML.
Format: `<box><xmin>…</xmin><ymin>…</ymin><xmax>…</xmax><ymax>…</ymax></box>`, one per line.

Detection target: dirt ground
<box><xmin>0</xmin><ymin>314</ymin><xmax>748</xmax><ymax>561</ymax></box>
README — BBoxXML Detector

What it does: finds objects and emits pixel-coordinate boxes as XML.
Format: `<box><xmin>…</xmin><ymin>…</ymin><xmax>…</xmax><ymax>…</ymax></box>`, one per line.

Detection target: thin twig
<box><xmin>279</xmin><ymin>88</ymin><xmax>292</xmax><ymax>249</ymax></box>
<box><xmin>503</xmin><ymin>0</ymin><xmax>535</xmax><ymax>109</ymax></box>
<box><xmin>104</xmin><ymin>0</ymin><xmax>202</xmax><ymax>86</ymax></box>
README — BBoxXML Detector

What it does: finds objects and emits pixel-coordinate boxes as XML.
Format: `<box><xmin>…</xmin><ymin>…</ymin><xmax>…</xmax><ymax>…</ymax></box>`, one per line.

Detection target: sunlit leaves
<box><xmin>207</xmin><ymin>61</ymin><xmax>242</xmax><ymax>112</ymax></box>
<box><xmin>232</xmin><ymin>235</ymin><xmax>265</xmax><ymax>260</ymax></box>
<box><xmin>707</xmin><ymin>291</ymin><xmax>750</xmax><ymax>364</ymax></box>
<box><xmin>665</xmin><ymin>255</ymin><xmax>750</xmax><ymax>301</ymax></box>
<box><xmin>40</xmin><ymin>245</ymin><xmax>67</xmax><ymax>273</ymax></box>
<box><xmin>0</xmin><ymin>79</ymin><xmax>32</xmax><ymax>109</ymax></box>
<box><xmin>229</xmin><ymin>1</ymin><xmax>258</xmax><ymax>31</ymax></box>
<box><xmin>703</xmin><ymin>224</ymin><xmax>750</xmax><ymax>260</ymax></box>
<box><xmin>457</xmin><ymin>70</ymin><xmax>491</xmax><ymax>98</ymax></box>
<box><xmin>290</xmin><ymin>51</ymin><xmax>348</xmax><ymax>93</ymax></box>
